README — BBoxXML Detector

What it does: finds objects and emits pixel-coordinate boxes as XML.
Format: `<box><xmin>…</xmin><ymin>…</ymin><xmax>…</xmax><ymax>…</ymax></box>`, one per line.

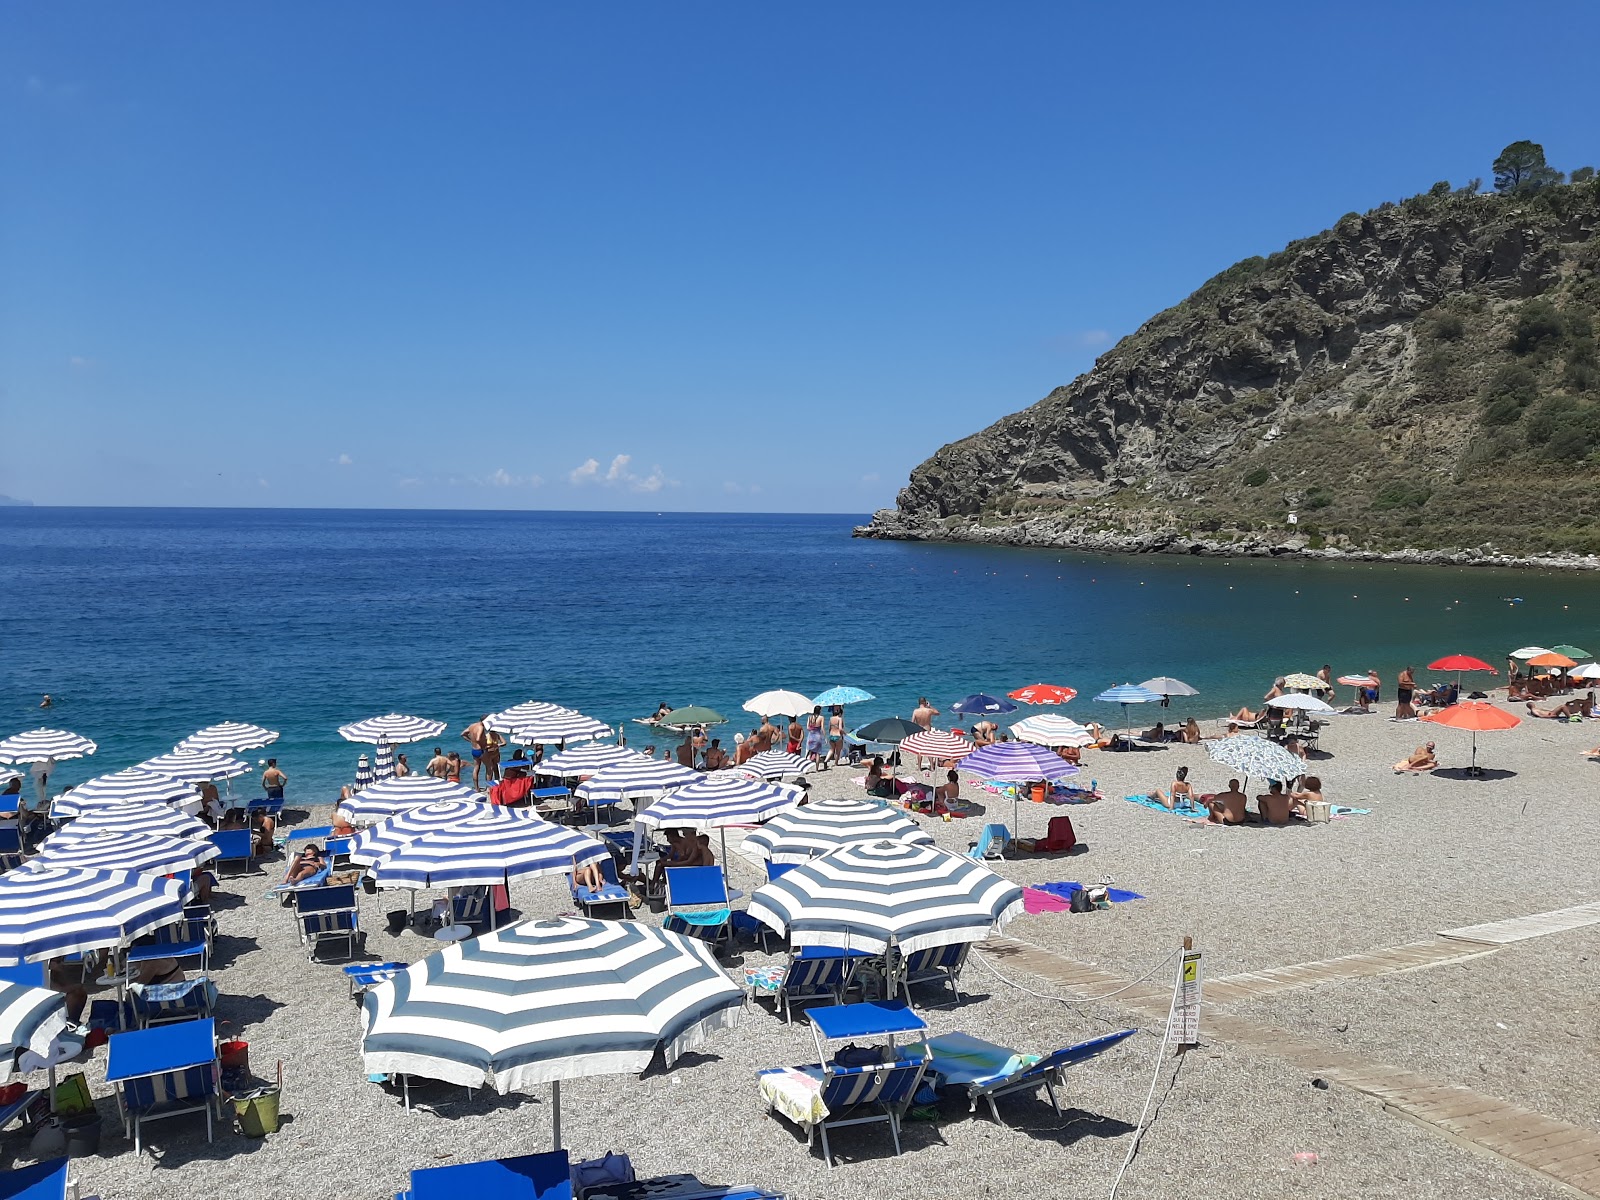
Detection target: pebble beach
<box><xmin>23</xmin><ymin>695</ymin><xmax>1597</xmax><ymax>1200</ymax></box>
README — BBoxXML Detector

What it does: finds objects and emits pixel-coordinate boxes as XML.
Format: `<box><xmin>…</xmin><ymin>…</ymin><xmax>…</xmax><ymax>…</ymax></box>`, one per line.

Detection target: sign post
<box><xmin>1170</xmin><ymin>936</ymin><xmax>1202</xmax><ymax>1050</ymax></box>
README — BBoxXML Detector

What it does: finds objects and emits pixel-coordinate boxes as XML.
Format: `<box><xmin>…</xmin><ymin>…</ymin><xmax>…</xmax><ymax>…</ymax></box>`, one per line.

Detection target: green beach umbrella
<box><xmin>1553</xmin><ymin>644</ymin><xmax>1590</xmax><ymax>660</ymax></box>
<box><xmin>659</xmin><ymin>705</ymin><xmax>726</xmax><ymax>728</ymax></box>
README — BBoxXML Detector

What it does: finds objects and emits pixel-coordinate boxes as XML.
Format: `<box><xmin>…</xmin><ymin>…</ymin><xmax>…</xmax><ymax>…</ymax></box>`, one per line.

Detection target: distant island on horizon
<box><xmin>861</xmin><ymin>143</ymin><xmax>1600</xmax><ymax>570</ymax></box>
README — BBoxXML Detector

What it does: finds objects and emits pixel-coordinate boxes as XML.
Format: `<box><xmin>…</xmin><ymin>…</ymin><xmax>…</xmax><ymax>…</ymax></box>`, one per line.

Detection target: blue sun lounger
<box><xmin>0</xmin><ymin>1157</ymin><xmax>71</xmax><ymax>1200</ymax></box>
<box><xmin>908</xmin><ymin>1027</ymin><xmax>1137</xmax><ymax>1122</ymax></box>
<box><xmin>398</xmin><ymin>1149</ymin><xmax>571</xmax><ymax>1200</ymax></box>
<box><xmin>106</xmin><ymin>1017</ymin><xmax>221</xmax><ymax>1155</ymax></box>
<box><xmin>664</xmin><ymin>866</ymin><xmax>732</xmax><ymax>948</ymax></box>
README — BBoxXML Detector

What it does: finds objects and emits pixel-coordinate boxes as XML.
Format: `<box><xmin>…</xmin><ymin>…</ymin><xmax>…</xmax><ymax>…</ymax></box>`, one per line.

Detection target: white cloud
<box><xmin>68</xmin><ymin>355</ymin><xmax>93</xmax><ymax>370</ymax></box>
<box><xmin>336</xmin><ymin>453</ymin><xmax>354</xmax><ymax>466</ymax></box>
<box><xmin>570</xmin><ymin>453</ymin><xmax>674</xmax><ymax>493</ymax></box>
<box><xmin>258</xmin><ymin>477</ymin><xmax>269</xmax><ymax>489</ymax></box>
<box><xmin>397</xmin><ymin>477</ymin><xmax>422</xmax><ymax>489</ymax></box>
<box><xmin>862</xmin><ymin>472</ymin><xmax>880</xmax><ymax>484</ymax></box>
<box><xmin>484</xmin><ymin>468</ymin><xmax>543</xmax><ymax>488</ymax></box>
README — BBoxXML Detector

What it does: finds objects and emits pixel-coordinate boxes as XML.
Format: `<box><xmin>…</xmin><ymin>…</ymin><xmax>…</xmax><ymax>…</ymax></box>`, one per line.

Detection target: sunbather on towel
<box><xmin>1527</xmin><ymin>691</ymin><xmax>1595</xmax><ymax>719</ymax></box>
<box><xmin>1229</xmin><ymin>707</ymin><xmax>1262</xmax><ymax>724</ymax></box>
<box><xmin>1204</xmin><ymin>779</ymin><xmax>1249</xmax><ymax>825</ymax></box>
<box><xmin>1394</xmin><ymin>743</ymin><xmax>1438</xmax><ymax>773</ymax></box>
<box><xmin>934</xmin><ymin>770</ymin><xmax>960</xmax><ymax>805</ymax></box>
<box><xmin>1182</xmin><ymin>718</ymin><xmax>1203</xmax><ymax>744</ymax></box>
<box><xmin>1151</xmin><ymin>766</ymin><xmax>1193</xmax><ymax>811</ymax></box>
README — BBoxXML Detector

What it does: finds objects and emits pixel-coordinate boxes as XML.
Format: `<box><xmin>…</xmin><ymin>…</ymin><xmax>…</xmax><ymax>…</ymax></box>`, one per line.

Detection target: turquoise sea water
<box><xmin>3</xmin><ymin>507</ymin><xmax>1598</xmax><ymax>803</ymax></box>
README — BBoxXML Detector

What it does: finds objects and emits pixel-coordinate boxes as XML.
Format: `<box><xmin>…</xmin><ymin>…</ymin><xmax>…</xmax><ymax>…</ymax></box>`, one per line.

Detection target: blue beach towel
<box><xmin>1034</xmin><ymin>881</ymin><xmax>1144</xmax><ymax>904</ymax></box>
<box><xmin>1123</xmin><ymin>792</ymin><xmax>1208</xmax><ymax>819</ymax></box>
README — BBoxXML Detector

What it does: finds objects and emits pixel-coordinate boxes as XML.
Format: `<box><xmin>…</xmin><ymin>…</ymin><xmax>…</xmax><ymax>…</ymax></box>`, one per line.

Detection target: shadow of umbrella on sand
<box><xmin>1421</xmin><ymin>701</ymin><xmax>1520</xmax><ymax>777</ymax></box>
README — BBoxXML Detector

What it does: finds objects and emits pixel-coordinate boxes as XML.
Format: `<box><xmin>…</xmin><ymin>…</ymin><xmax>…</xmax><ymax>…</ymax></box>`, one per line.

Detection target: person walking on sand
<box><xmin>827</xmin><ymin>706</ymin><xmax>845</xmax><ymax>765</ymax></box>
<box><xmin>912</xmin><ymin>696</ymin><xmax>938</xmax><ymax>730</ymax></box>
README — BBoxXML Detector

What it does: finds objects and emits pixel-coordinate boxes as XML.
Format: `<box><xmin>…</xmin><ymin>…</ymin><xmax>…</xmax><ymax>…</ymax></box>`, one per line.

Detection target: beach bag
<box><xmin>52</xmin><ymin>1073</ymin><xmax>92</xmax><ymax>1117</ymax></box>
<box><xmin>571</xmin><ymin>1151</ymin><xmax>633</xmax><ymax>1195</ymax></box>
<box><xmin>1069</xmin><ymin>889</ymin><xmax>1095</xmax><ymax>914</ymax></box>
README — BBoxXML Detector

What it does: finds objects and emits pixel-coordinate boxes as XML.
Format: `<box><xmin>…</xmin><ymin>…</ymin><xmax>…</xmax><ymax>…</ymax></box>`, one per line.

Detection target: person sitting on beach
<box><xmin>1527</xmin><ymin>691</ymin><xmax>1594</xmax><ymax>719</ymax></box>
<box><xmin>864</xmin><ymin>756</ymin><xmax>896</xmax><ymax>798</ymax></box>
<box><xmin>199</xmin><ymin>780</ymin><xmax>224</xmax><ymax>826</ymax></box>
<box><xmin>284</xmin><ymin>843</ymin><xmax>325</xmax><ymax>885</ymax></box>
<box><xmin>971</xmin><ymin>720</ymin><xmax>996</xmax><ymax>747</ymax></box>
<box><xmin>1056</xmin><ymin>744</ymin><xmax>1081</xmax><ymax>764</ymax></box>
<box><xmin>1264</xmin><ymin>677</ymin><xmax>1286</xmax><ymax>702</ymax></box>
<box><xmin>1151</xmin><ymin>765</ymin><xmax>1193</xmax><ymax>811</ymax></box>
<box><xmin>703</xmin><ymin>739</ymin><xmax>729</xmax><ymax>771</ymax></box>
<box><xmin>1256</xmin><ymin>781</ymin><xmax>1291</xmax><ymax>825</ymax></box>
<box><xmin>646</xmin><ymin>829</ymin><xmax>698</xmax><ymax>886</ymax></box>
<box><xmin>330</xmin><ymin>802</ymin><xmax>358</xmax><ymax>838</ymax></box>
<box><xmin>1289</xmin><ymin>775</ymin><xmax>1324</xmax><ymax>819</ymax></box>
<box><xmin>1182</xmin><ymin>718</ymin><xmax>1203</xmax><ymax>744</ymax></box>
<box><xmin>1393</xmin><ymin>743</ymin><xmax>1438</xmax><ymax>773</ymax></box>
<box><xmin>934</xmin><ymin>769</ymin><xmax>960</xmax><ymax>805</ymax></box>
<box><xmin>1140</xmin><ymin>721</ymin><xmax>1166</xmax><ymax>743</ymax></box>
<box><xmin>572</xmin><ymin>854</ymin><xmax>607</xmax><ymax>892</ymax></box>
<box><xmin>675</xmin><ymin>734</ymin><xmax>695</xmax><ymax>769</ymax></box>
<box><xmin>693</xmin><ymin>833</ymin><xmax>716</xmax><ymax>867</ymax></box>
<box><xmin>1228</xmin><ymin>706</ymin><xmax>1262</xmax><ymax>725</ymax></box>
<box><xmin>1204</xmin><ymin>779</ymin><xmax>1249</xmax><ymax>825</ymax></box>
<box><xmin>1285</xmin><ymin>735</ymin><xmax>1309</xmax><ymax>761</ymax></box>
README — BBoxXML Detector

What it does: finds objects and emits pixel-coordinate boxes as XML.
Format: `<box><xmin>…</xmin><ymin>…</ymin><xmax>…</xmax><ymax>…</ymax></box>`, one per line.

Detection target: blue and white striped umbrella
<box><xmin>735</xmin><ymin>749</ymin><xmax>808</xmax><ymax>780</ymax></box>
<box><xmin>339</xmin><ymin>775</ymin><xmax>482</xmax><ymax>824</ymax></box>
<box><xmin>136</xmin><ymin>749</ymin><xmax>252</xmax><ymax>783</ymax></box>
<box><xmin>634</xmin><ymin>771</ymin><xmax>802</xmax><ymax>831</ymax></box>
<box><xmin>347</xmin><ymin>800</ymin><xmax>499</xmax><ymax>865</ymax></box>
<box><xmin>176</xmin><ymin>721</ymin><xmax>280</xmax><ymax>754</ymax></box>
<box><xmin>811</xmin><ymin>686</ymin><xmax>875</xmax><ymax>707</ymax></box>
<box><xmin>1206</xmin><ymin>735</ymin><xmax>1304</xmax><ymax>783</ymax></box>
<box><xmin>534</xmin><ymin>745</ymin><xmax>645</xmax><ymax>778</ymax></box>
<box><xmin>1093</xmin><ymin>683</ymin><xmax>1164</xmax><ymax>732</ymax></box>
<box><xmin>366</xmin><ymin>815</ymin><xmax>609</xmax><ymax>890</ymax></box>
<box><xmin>51</xmin><ymin>768</ymin><xmax>199</xmax><ymax>819</ymax></box>
<box><xmin>30</xmin><ymin>829</ymin><xmax>218</xmax><ymax>876</ymax></box>
<box><xmin>747</xmin><ymin>840</ymin><xmax>1025</xmax><ymax>955</ymax></box>
<box><xmin>0</xmin><ymin>868</ymin><xmax>186</xmax><ymax>965</ymax></box>
<box><xmin>958</xmin><ymin>742</ymin><xmax>1079</xmax><ymax>782</ymax></box>
<box><xmin>574</xmin><ymin>760</ymin><xmax>699</xmax><ymax>806</ymax></box>
<box><xmin>490</xmin><ymin>707</ymin><xmax>612</xmax><ymax>746</ymax></box>
<box><xmin>739</xmin><ymin>799</ymin><xmax>934</xmax><ymax>865</ymax></box>
<box><xmin>59</xmin><ymin>802</ymin><xmax>213</xmax><ymax>842</ymax></box>
<box><xmin>0</xmin><ymin>980</ymin><xmax>68</xmax><ymax>1084</ymax></box>
<box><xmin>373</xmin><ymin>741</ymin><xmax>395</xmax><ymax>782</ymax></box>
<box><xmin>354</xmin><ymin>754</ymin><xmax>373</xmax><ymax>790</ymax></box>
<box><xmin>361</xmin><ymin>917</ymin><xmax>743</xmax><ymax>1140</ymax></box>
<box><xmin>338</xmin><ymin>714</ymin><xmax>448</xmax><ymax>745</ymax></box>
<box><xmin>0</xmin><ymin>729</ymin><xmax>97</xmax><ymax>764</ymax></box>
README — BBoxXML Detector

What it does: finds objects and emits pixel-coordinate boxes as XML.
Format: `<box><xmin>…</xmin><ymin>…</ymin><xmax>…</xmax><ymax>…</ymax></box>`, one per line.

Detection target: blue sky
<box><xmin>4</xmin><ymin>3</ymin><xmax>1596</xmax><ymax>513</ymax></box>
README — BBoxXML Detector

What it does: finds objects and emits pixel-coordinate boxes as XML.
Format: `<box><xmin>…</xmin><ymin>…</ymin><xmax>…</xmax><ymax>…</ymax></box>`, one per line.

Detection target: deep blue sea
<box><xmin>4</xmin><ymin>507</ymin><xmax>1599</xmax><ymax>803</ymax></box>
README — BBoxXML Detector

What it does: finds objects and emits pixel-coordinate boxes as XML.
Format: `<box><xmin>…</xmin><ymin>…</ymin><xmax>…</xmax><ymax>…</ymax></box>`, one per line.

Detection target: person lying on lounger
<box><xmin>284</xmin><ymin>844</ymin><xmax>325</xmax><ymax>885</ymax></box>
<box><xmin>1204</xmin><ymin>779</ymin><xmax>1249</xmax><ymax>825</ymax></box>
<box><xmin>1228</xmin><ymin>707</ymin><xmax>1262</xmax><ymax>724</ymax></box>
<box><xmin>572</xmin><ymin>855</ymin><xmax>607</xmax><ymax>892</ymax></box>
<box><xmin>1393</xmin><ymin>743</ymin><xmax>1438</xmax><ymax>773</ymax></box>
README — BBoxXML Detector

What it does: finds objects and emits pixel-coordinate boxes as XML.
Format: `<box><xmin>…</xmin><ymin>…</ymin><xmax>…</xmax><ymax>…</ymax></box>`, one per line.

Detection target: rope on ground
<box><xmin>1108</xmin><ymin>959</ymin><xmax>1185</xmax><ymax>1200</ymax></box>
<box><xmin>971</xmin><ymin>944</ymin><xmax>1181</xmax><ymax>1005</ymax></box>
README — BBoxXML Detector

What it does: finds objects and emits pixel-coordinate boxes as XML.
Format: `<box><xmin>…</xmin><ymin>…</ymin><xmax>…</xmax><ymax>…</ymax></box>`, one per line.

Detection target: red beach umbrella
<box><xmin>1008</xmin><ymin>684</ymin><xmax>1078</xmax><ymax>705</ymax></box>
<box><xmin>1421</xmin><ymin>702</ymin><xmax>1520</xmax><ymax>775</ymax></box>
<box><xmin>1426</xmin><ymin>654</ymin><xmax>1498</xmax><ymax>693</ymax></box>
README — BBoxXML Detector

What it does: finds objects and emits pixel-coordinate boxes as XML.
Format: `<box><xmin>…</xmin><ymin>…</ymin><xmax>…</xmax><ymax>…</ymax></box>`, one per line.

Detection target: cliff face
<box><xmin>860</xmin><ymin>183</ymin><xmax>1600</xmax><ymax>563</ymax></box>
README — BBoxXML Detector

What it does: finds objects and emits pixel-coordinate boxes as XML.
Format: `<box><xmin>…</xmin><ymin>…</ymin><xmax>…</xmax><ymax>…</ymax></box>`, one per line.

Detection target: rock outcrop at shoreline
<box><xmin>860</xmin><ymin>181</ymin><xmax>1600</xmax><ymax>563</ymax></box>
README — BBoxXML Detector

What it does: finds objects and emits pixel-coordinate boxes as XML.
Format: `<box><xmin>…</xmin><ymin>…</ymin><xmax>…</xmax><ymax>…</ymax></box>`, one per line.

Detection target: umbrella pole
<box><xmin>551</xmin><ymin>1079</ymin><xmax>562</xmax><ymax>1150</ymax></box>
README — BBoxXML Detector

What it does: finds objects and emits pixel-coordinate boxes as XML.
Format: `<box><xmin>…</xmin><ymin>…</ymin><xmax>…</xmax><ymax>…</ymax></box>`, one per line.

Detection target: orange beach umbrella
<box><xmin>1426</xmin><ymin>654</ymin><xmax>1498</xmax><ymax>692</ymax></box>
<box><xmin>1527</xmin><ymin>652</ymin><xmax>1577</xmax><ymax>670</ymax></box>
<box><xmin>1421</xmin><ymin>701</ymin><xmax>1520</xmax><ymax>774</ymax></box>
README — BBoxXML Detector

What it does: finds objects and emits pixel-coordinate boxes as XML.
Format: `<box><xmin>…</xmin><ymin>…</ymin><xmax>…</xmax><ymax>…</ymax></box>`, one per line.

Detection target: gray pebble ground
<box><xmin>15</xmin><ymin>697</ymin><xmax>1596</xmax><ymax>1200</ymax></box>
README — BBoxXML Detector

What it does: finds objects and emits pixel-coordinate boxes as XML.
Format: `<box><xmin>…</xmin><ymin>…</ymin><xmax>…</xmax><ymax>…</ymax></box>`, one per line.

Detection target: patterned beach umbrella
<box><xmin>30</xmin><ymin>829</ymin><xmax>218</xmax><ymax>876</ymax></box>
<box><xmin>0</xmin><ymin>730</ymin><xmax>97</xmax><ymax>764</ymax></box>
<box><xmin>176</xmin><ymin>721</ymin><xmax>279</xmax><ymax>754</ymax></box>
<box><xmin>949</xmin><ymin>693</ymin><xmax>1019</xmax><ymax>716</ymax></box>
<box><xmin>60</xmin><ymin>802</ymin><xmax>213</xmax><ymax>842</ymax></box>
<box><xmin>739</xmin><ymin>798</ymin><xmax>934</xmax><ymax>865</ymax></box>
<box><xmin>365</xmin><ymin>814</ymin><xmax>609</xmax><ymax>891</ymax></box>
<box><xmin>1008</xmin><ymin>684</ymin><xmax>1077</xmax><ymax>705</ymax></box>
<box><xmin>361</xmin><ymin>917</ymin><xmax>743</xmax><ymax>1147</ymax></box>
<box><xmin>743</xmin><ymin>690</ymin><xmax>815</xmax><ymax>717</ymax></box>
<box><xmin>1281</xmin><ymin>672</ymin><xmax>1330</xmax><ymax>692</ymax></box>
<box><xmin>1011</xmin><ymin>714</ymin><xmax>1095</xmax><ymax>748</ymax></box>
<box><xmin>51</xmin><ymin>768</ymin><xmax>199</xmax><ymax>819</ymax></box>
<box><xmin>959</xmin><ymin>742</ymin><xmax>1079</xmax><ymax>782</ymax></box>
<box><xmin>347</xmin><ymin>799</ymin><xmax>510</xmax><ymax>865</ymax></box>
<box><xmin>735</xmin><ymin>749</ymin><xmax>808</xmax><ymax>780</ymax></box>
<box><xmin>1205</xmin><ymin>735</ymin><xmax>1304</xmax><ymax>784</ymax></box>
<box><xmin>535</xmin><ymin>745</ymin><xmax>646</xmax><ymax>778</ymax></box>
<box><xmin>810</xmin><ymin>686</ymin><xmax>875</xmax><ymax>707</ymax></box>
<box><xmin>899</xmin><ymin>729</ymin><xmax>974</xmax><ymax>761</ymax></box>
<box><xmin>746</xmin><ymin>840</ymin><xmax>1025</xmax><ymax>955</ymax></box>
<box><xmin>574</xmin><ymin>760</ymin><xmax>699</xmax><ymax>806</ymax></box>
<box><xmin>136</xmin><ymin>749</ymin><xmax>252</xmax><ymax>783</ymax></box>
<box><xmin>339</xmin><ymin>775</ymin><xmax>481</xmax><ymax>824</ymax></box>
<box><xmin>0</xmin><ymin>979</ymin><xmax>68</xmax><ymax>1084</ymax></box>
<box><xmin>338</xmin><ymin>714</ymin><xmax>448</xmax><ymax>745</ymax></box>
<box><xmin>373</xmin><ymin>741</ymin><xmax>396</xmax><ymax>782</ymax></box>
<box><xmin>0</xmin><ymin>868</ymin><xmax>185</xmax><ymax>965</ymax></box>
<box><xmin>634</xmin><ymin>771</ymin><xmax>802</xmax><ymax>831</ymax></box>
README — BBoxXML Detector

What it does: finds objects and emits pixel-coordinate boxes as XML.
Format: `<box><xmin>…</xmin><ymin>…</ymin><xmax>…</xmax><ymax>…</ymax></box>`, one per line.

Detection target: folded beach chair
<box><xmin>397</xmin><ymin>1148</ymin><xmax>572</xmax><ymax>1200</ymax></box>
<box><xmin>910</xmin><ymin>1027</ymin><xmax>1136</xmax><ymax>1123</ymax></box>
<box><xmin>663</xmin><ymin>866</ymin><xmax>732</xmax><ymax>949</ymax></box>
<box><xmin>968</xmin><ymin>823</ymin><xmax>1010</xmax><ymax>861</ymax></box>
<box><xmin>767</xmin><ymin>947</ymin><xmax>869</xmax><ymax>1022</ymax></box>
<box><xmin>1034</xmin><ymin>813</ymin><xmax>1077</xmax><ymax>854</ymax></box>
<box><xmin>107</xmin><ymin>1017</ymin><xmax>222</xmax><ymax>1155</ymax></box>
<box><xmin>898</xmin><ymin>942</ymin><xmax>972</xmax><ymax>1006</ymax></box>
<box><xmin>570</xmin><ymin>857</ymin><xmax>631</xmax><ymax>920</ymax></box>
<box><xmin>294</xmin><ymin>883</ymin><xmax>361</xmax><ymax>961</ymax></box>
<box><xmin>130</xmin><ymin>979</ymin><xmax>217</xmax><ymax>1028</ymax></box>
<box><xmin>208</xmin><ymin>828</ymin><xmax>253</xmax><ymax>875</ymax></box>
<box><xmin>345</xmin><ymin>961</ymin><xmax>407</xmax><ymax>1000</ymax></box>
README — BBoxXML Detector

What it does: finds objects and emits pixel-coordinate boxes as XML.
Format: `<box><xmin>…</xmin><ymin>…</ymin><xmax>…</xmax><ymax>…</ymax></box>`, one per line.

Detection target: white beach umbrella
<box><xmin>176</xmin><ymin>721</ymin><xmax>279</xmax><ymax>754</ymax></box>
<box><xmin>1011</xmin><ymin>714</ymin><xmax>1095</xmax><ymax>748</ymax></box>
<box><xmin>1267</xmin><ymin>694</ymin><xmax>1335</xmax><ymax>713</ymax></box>
<box><xmin>1138</xmin><ymin>677</ymin><xmax>1199</xmax><ymax>697</ymax></box>
<box><xmin>1510</xmin><ymin>647</ymin><xmax>1553</xmax><ymax>660</ymax></box>
<box><xmin>742</xmin><ymin>690</ymin><xmax>814</xmax><ymax>718</ymax></box>
<box><xmin>1570</xmin><ymin>663</ymin><xmax>1600</xmax><ymax>681</ymax></box>
<box><xmin>338</xmin><ymin>714</ymin><xmax>448</xmax><ymax>745</ymax></box>
<box><xmin>0</xmin><ymin>730</ymin><xmax>97</xmax><ymax>764</ymax></box>
<box><xmin>50</xmin><ymin>768</ymin><xmax>199</xmax><ymax>819</ymax></box>
<box><xmin>136</xmin><ymin>749</ymin><xmax>252</xmax><ymax>783</ymax></box>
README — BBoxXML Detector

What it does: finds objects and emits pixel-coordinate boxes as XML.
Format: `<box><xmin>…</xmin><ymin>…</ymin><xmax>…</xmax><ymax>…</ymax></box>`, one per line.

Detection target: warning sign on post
<box><xmin>1169</xmin><ymin>949</ymin><xmax>1202</xmax><ymax>1046</ymax></box>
